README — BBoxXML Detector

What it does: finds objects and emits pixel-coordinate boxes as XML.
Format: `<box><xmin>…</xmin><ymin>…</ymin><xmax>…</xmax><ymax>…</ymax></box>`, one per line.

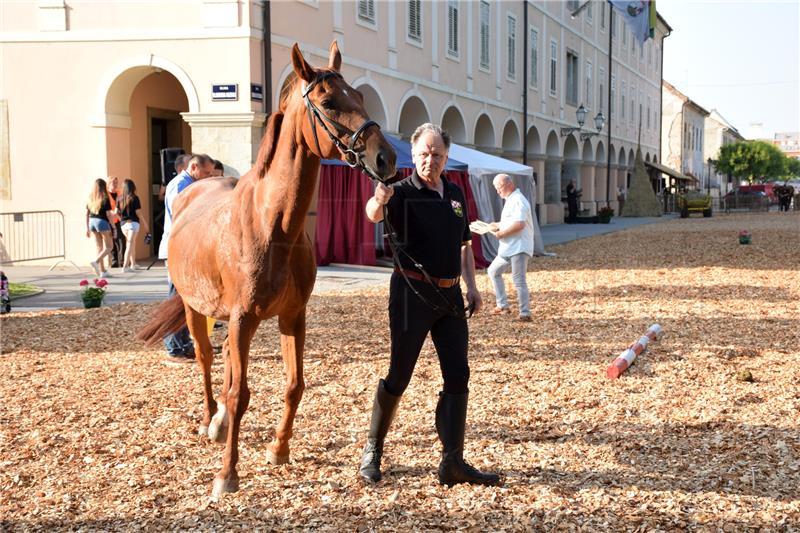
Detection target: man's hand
<box><xmin>366</xmin><ymin>183</ymin><xmax>394</xmax><ymax>223</ymax></box>
<box><xmin>465</xmin><ymin>288</ymin><xmax>482</xmax><ymax>316</ymax></box>
<box><xmin>374</xmin><ymin>182</ymin><xmax>394</xmax><ymax>205</ymax></box>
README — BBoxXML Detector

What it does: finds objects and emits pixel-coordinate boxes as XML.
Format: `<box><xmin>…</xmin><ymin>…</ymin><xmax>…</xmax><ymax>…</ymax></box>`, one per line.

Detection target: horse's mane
<box><xmin>255</xmin><ymin>112</ymin><xmax>284</xmax><ymax>179</ymax></box>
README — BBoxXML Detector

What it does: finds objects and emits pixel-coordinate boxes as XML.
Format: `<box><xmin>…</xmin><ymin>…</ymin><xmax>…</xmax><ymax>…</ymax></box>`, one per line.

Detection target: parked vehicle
<box><xmin>737</xmin><ymin>183</ymin><xmax>777</xmax><ymax>204</ymax></box>
<box><xmin>723</xmin><ymin>188</ymin><xmax>770</xmax><ymax>212</ymax></box>
<box><xmin>677</xmin><ymin>191</ymin><xmax>712</xmax><ymax>218</ymax></box>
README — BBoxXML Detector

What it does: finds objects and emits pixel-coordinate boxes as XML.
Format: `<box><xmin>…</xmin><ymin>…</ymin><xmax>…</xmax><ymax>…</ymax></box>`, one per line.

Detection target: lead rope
<box><xmin>381</xmin><ymin>203</ymin><xmax>467</xmax><ymax>319</ymax></box>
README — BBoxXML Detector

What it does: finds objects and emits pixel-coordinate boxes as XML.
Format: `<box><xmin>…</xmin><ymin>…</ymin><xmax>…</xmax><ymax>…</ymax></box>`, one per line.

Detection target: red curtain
<box><xmin>315</xmin><ymin>165</ymin><xmax>376</xmax><ymax>266</ymax></box>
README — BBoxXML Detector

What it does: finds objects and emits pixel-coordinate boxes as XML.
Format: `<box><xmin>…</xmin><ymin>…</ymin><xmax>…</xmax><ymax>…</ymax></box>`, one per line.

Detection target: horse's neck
<box><xmin>253</xmin><ymin>111</ymin><xmax>320</xmax><ymax>241</ymax></box>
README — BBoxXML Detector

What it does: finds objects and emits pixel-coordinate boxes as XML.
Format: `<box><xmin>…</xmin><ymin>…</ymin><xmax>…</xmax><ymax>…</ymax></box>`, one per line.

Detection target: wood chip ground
<box><xmin>1</xmin><ymin>212</ymin><xmax>798</xmax><ymax>531</ymax></box>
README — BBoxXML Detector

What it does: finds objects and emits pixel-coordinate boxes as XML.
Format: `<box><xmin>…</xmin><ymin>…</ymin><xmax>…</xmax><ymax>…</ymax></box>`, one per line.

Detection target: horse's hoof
<box><xmin>198</xmin><ymin>425</ymin><xmax>209</xmax><ymax>437</ymax></box>
<box><xmin>208</xmin><ymin>404</ymin><xmax>228</xmax><ymax>444</ymax></box>
<box><xmin>266</xmin><ymin>450</ymin><xmax>290</xmax><ymax>465</ymax></box>
<box><xmin>211</xmin><ymin>477</ymin><xmax>239</xmax><ymax>498</ymax></box>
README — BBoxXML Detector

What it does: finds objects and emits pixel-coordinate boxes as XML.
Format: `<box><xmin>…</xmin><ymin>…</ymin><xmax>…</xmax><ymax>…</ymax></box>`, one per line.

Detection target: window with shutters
<box><xmin>621</xmin><ymin>80</ymin><xmax>626</xmax><ymax>119</ymax></box>
<box><xmin>587</xmin><ymin>1</ymin><xmax>593</xmax><ymax>22</ymax></box>
<box><xmin>585</xmin><ymin>61</ymin><xmax>592</xmax><ymax>108</ymax></box>
<box><xmin>447</xmin><ymin>0</ymin><xmax>459</xmax><ymax>58</ymax></box>
<box><xmin>610</xmin><ymin>75</ymin><xmax>616</xmax><ymax>115</ymax></box>
<box><xmin>600</xmin><ymin>2</ymin><xmax>606</xmax><ymax>30</ymax></box>
<box><xmin>479</xmin><ymin>1</ymin><xmax>490</xmax><ymax>70</ymax></box>
<box><xmin>630</xmin><ymin>85</ymin><xmax>635</xmax><ymax>124</ymax></box>
<box><xmin>566</xmin><ymin>49</ymin><xmax>578</xmax><ymax>106</ymax></box>
<box><xmin>598</xmin><ymin>67</ymin><xmax>605</xmax><ymax>112</ymax></box>
<box><xmin>357</xmin><ymin>0</ymin><xmax>375</xmax><ymax>25</ymax></box>
<box><xmin>529</xmin><ymin>27</ymin><xmax>538</xmax><ymax>87</ymax></box>
<box><xmin>407</xmin><ymin>0</ymin><xmax>422</xmax><ymax>43</ymax></box>
<box><xmin>507</xmin><ymin>14</ymin><xmax>516</xmax><ymax>80</ymax></box>
<box><xmin>549</xmin><ymin>40</ymin><xmax>557</xmax><ymax>95</ymax></box>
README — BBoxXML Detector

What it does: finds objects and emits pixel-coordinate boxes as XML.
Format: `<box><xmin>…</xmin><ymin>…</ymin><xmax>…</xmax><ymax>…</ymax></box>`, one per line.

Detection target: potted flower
<box><xmin>597</xmin><ymin>206</ymin><xmax>615</xmax><ymax>224</ymax></box>
<box><xmin>79</xmin><ymin>278</ymin><xmax>108</xmax><ymax>308</ymax></box>
<box><xmin>738</xmin><ymin>229</ymin><xmax>752</xmax><ymax>245</ymax></box>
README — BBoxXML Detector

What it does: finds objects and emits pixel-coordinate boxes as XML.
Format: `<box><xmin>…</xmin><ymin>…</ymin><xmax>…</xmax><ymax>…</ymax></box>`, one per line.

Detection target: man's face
<box><xmin>411</xmin><ymin>131</ymin><xmax>448</xmax><ymax>182</ymax></box>
<box><xmin>189</xmin><ymin>161</ymin><xmax>215</xmax><ymax>181</ymax></box>
<box><xmin>493</xmin><ymin>179</ymin><xmax>510</xmax><ymax>199</ymax></box>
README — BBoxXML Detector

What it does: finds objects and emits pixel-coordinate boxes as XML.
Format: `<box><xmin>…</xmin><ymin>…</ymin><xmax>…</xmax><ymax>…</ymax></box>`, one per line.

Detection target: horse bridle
<box><xmin>301</xmin><ymin>72</ymin><xmax>382</xmax><ymax>181</ymax></box>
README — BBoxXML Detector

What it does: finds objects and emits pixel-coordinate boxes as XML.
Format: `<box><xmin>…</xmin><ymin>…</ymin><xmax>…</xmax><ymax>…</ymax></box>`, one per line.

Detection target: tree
<box><xmin>784</xmin><ymin>157</ymin><xmax>800</xmax><ymax>180</ymax></box>
<box><xmin>715</xmin><ymin>140</ymin><xmax>785</xmax><ymax>184</ymax></box>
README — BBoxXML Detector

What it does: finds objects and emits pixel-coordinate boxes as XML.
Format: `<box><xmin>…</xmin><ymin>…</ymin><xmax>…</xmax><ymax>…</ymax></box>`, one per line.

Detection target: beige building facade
<box><xmin>1</xmin><ymin>1</ymin><xmax>669</xmax><ymax>265</ymax></box>
<box><xmin>704</xmin><ymin>109</ymin><xmax>744</xmax><ymax>193</ymax></box>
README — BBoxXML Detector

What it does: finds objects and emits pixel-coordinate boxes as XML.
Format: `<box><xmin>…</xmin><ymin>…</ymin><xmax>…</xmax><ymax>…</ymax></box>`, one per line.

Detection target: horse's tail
<box><xmin>136</xmin><ymin>294</ymin><xmax>187</xmax><ymax>346</ymax></box>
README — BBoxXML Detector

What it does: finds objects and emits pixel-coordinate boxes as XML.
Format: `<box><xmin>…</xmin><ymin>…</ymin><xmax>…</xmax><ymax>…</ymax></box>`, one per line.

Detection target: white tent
<box><xmin>447</xmin><ymin>143</ymin><xmax>550</xmax><ymax>259</ymax></box>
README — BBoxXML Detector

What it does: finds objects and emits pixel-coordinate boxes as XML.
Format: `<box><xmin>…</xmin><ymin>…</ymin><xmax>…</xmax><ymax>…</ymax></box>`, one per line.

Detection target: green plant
<box><xmin>80</xmin><ymin>278</ymin><xmax>108</xmax><ymax>300</ymax></box>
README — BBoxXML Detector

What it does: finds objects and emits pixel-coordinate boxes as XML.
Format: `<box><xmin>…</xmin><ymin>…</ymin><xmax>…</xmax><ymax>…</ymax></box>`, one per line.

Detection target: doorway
<box><xmin>148</xmin><ymin>109</ymin><xmax>184</xmax><ymax>254</ymax></box>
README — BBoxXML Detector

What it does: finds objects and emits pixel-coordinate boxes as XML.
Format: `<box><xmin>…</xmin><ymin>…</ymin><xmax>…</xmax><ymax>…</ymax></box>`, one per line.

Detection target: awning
<box><xmin>645</xmin><ymin>161</ymin><xmax>698</xmax><ymax>182</ymax></box>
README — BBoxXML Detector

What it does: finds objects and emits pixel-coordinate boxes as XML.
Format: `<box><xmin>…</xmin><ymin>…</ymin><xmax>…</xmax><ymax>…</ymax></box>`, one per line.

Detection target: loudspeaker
<box><xmin>160</xmin><ymin>147</ymin><xmax>186</xmax><ymax>186</ymax></box>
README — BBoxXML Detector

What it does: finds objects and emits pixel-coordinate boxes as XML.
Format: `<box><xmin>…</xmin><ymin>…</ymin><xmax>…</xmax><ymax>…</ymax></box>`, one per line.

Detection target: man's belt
<box><xmin>395</xmin><ymin>267</ymin><xmax>460</xmax><ymax>288</ymax></box>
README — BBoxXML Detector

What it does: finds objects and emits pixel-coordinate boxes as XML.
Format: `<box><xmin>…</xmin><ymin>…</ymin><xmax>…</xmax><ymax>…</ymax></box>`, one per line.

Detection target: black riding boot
<box><xmin>358</xmin><ymin>379</ymin><xmax>401</xmax><ymax>483</ymax></box>
<box><xmin>436</xmin><ymin>391</ymin><xmax>500</xmax><ymax>486</ymax></box>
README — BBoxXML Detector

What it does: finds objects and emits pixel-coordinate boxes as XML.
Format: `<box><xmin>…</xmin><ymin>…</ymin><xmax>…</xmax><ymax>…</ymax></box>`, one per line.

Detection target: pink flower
<box><xmin>79</xmin><ymin>279</ymin><xmax>89</xmax><ymax>287</ymax></box>
<box><xmin>738</xmin><ymin>229</ymin><xmax>751</xmax><ymax>237</ymax></box>
<box><xmin>96</xmin><ymin>279</ymin><xmax>108</xmax><ymax>288</ymax></box>
<box><xmin>93</xmin><ymin>278</ymin><xmax>99</xmax><ymax>284</ymax></box>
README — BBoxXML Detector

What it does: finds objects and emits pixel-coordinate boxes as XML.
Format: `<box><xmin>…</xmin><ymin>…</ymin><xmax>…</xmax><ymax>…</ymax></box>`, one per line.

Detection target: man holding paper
<box><xmin>487</xmin><ymin>174</ymin><xmax>534</xmax><ymax>321</ymax></box>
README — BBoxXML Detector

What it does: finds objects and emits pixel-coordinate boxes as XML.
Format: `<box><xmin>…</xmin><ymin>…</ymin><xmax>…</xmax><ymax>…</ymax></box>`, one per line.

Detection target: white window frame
<box><xmin>622</xmin><ymin>22</ymin><xmax>627</xmax><ymax>45</ymax></box>
<box><xmin>566</xmin><ymin>49</ymin><xmax>579</xmax><ymax>106</ymax></box>
<box><xmin>549</xmin><ymin>39</ymin><xmax>557</xmax><ymax>96</ymax></box>
<box><xmin>446</xmin><ymin>0</ymin><xmax>459</xmax><ymax>59</ymax></box>
<box><xmin>600</xmin><ymin>2</ymin><xmax>606</xmax><ymax>30</ymax></box>
<box><xmin>406</xmin><ymin>0</ymin><xmax>422</xmax><ymax>46</ymax></box>
<box><xmin>630</xmin><ymin>84</ymin><xmax>635</xmax><ymax>125</ymax></box>
<box><xmin>356</xmin><ymin>0</ymin><xmax>376</xmax><ymax>29</ymax></box>
<box><xmin>506</xmin><ymin>12</ymin><xmax>517</xmax><ymax>81</ymax></box>
<box><xmin>585</xmin><ymin>61</ymin><xmax>592</xmax><ymax>109</ymax></box>
<box><xmin>529</xmin><ymin>26</ymin><xmax>539</xmax><ymax>88</ymax></box>
<box><xmin>621</xmin><ymin>80</ymin><xmax>626</xmax><ymax>120</ymax></box>
<box><xmin>587</xmin><ymin>1</ymin><xmax>593</xmax><ymax>23</ymax></box>
<box><xmin>479</xmin><ymin>0</ymin><xmax>490</xmax><ymax>71</ymax></box>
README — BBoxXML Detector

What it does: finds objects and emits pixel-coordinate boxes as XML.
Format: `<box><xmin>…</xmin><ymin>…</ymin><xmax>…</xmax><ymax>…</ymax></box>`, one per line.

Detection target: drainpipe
<box><xmin>606</xmin><ymin>3</ymin><xmax>613</xmax><ymax>207</ymax></box>
<box><xmin>522</xmin><ymin>0</ymin><xmax>528</xmax><ymax>166</ymax></box>
<box><xmin>263</xmin><ymin>1</ymin><xmax>272</xmax><ymax>115</ymax></box>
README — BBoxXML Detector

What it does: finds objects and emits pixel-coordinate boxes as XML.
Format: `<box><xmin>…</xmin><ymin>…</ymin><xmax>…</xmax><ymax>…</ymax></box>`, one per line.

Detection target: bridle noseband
<box><xmin>301</xmin><ymin>72</ymin><xmax>382</xmax><ymax>181</ymax></box>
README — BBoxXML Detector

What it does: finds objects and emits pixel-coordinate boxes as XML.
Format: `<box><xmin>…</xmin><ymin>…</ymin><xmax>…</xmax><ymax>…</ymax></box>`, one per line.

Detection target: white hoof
<box><xmin>207</xmin><ymin>404</ymin><xmax>228</xmax><ymax>444</ymax></box>
<box><xmin>211</xmin><ymin>476</ymin><xmax>239</xmax><ymax>498</ymax></box>
<box><xmin>266</xmin><ymin>449</ymin><xmax>290</xmax><ymax>465</ymax></box>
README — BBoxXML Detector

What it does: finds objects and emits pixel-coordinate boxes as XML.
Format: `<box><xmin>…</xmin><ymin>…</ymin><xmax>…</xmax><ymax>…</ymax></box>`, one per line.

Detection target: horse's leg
<box><xmin>213</xmin><ymin>312</ymin><xmax>259</xmax><ymax>497</ymax></box>
<box><xmin>208</xmin><ymin>335</ymin><xmax>230</xmax><ymax>444</ymax></box>
<box><xmin>267</xmin><ymin>307</ymin><xmax>306</xmax><ymax>465</ymax></box>
<box><xmin>184</xmin><ymin>306</ymin><xmax>217</xmax><ymax>436</ymax></box>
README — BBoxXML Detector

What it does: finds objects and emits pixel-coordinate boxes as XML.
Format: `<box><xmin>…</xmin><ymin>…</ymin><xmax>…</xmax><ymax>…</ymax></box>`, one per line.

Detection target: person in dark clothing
<box><xmin>85</xmin><ymin>178</ymin><xmax>116</xmax><ymax>278</ymax></box>
<box><xmin>357</xmin><ymin>123</ymin><xmax>500</xmax><ymax>487</ymax></box>
<box><xmin>566</xmin><ymin>179</ymin><xmax>580</xmax><ymax>223</ymax></box>
<box><xmin>107</xmin><ymin>176</ymin><xmax>125</xmax><ymax>268</ymax></box>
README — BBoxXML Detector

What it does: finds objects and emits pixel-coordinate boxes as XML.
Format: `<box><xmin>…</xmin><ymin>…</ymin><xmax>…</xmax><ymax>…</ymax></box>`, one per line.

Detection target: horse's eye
<box><xmin>321</xmin><ymin>100</ymin><xmax>334</xmax><ymax>110</ymax></box>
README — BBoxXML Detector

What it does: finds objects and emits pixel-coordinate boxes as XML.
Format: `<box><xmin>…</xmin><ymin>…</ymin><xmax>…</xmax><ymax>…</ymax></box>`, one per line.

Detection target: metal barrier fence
<box><xmin>0</xmin><ymin>210</ymin><xmax>78</xmax><ymax>269</ymax></box>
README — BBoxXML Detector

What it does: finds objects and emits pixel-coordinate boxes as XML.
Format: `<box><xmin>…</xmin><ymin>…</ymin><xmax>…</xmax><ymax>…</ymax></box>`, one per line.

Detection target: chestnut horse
<box><xmin>138</xmin><ymin>42</ymin><xmax>396</xmax><ymax>497</ymax></box>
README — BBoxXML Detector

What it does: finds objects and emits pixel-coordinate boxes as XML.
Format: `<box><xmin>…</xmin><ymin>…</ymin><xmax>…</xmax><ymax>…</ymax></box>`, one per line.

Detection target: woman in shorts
<box><xmin>117</xmin><ymin>179</ymin><xmax>149</xmax><ymax>272</ymax></box>
<box><xmin>85</xmin><ymin>178</ymin><xmax>115</xmax><ymax>278</ymax></box>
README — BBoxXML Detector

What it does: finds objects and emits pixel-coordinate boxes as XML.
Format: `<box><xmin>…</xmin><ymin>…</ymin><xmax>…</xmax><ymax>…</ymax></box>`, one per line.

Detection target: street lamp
<box><xmin>707</xmin><ymin>157</ymin><xmax>713</xmax><ymax>195</ymax></box>
<box><xmin>581</xmin><ymin>111</ymin><xmax>605</xmax><ymax>141</ymax></box>
<box><xmin>560</xmin><ymin>105</ymin><xmax>605</xmax><ymax>140</ymax></box>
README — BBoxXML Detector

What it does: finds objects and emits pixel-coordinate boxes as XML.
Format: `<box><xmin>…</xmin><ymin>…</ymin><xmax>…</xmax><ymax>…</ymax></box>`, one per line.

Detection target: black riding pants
<box><xmin>384</xmin><ymin>273</ymin><xmax>470</xmax><ymax>396</ymax></box>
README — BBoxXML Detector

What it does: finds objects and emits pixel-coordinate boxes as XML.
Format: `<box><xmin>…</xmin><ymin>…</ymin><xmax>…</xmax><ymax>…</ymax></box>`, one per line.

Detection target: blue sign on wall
<box><xmin>212</xmin><ymin>84</ymin><xmax>238</xmax><ymax>101</ymax></box>
<box><xmin>251</xmin><ymin>84</ymin><xmax>263</xmax><ymax>102</ymax></box>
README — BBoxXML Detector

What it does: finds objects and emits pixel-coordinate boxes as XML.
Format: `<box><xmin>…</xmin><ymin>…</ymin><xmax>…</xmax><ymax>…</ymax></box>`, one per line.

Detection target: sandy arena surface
<box><xmin>1</xmin><ymin>212</ymin><xmax>799</xmax><ymax>531</ymax></box>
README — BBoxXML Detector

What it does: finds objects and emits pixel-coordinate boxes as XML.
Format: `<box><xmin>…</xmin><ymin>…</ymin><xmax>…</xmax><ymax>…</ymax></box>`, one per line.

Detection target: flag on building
<box><xmin>610</xmin><ymin>1</ymin><xmax>655</xmax><ymax>44</ymax></box>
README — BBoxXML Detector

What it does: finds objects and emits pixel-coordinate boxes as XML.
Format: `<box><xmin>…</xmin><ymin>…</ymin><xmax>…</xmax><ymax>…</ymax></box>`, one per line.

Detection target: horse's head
<box><xmin>290</xmin><ymin>42</ymin><xmax>396</xmax><ymax>183</ymax></box>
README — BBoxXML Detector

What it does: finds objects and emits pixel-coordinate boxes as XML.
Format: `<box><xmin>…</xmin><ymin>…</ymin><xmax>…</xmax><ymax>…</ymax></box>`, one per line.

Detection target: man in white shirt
<box><xmin>488</xmin><ymin>174</ymin><xmax>534</xmax><ymax>321</ymax></box>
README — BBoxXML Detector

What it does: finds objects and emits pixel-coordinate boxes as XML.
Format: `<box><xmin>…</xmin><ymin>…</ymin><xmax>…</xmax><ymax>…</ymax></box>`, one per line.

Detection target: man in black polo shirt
<box><xmin>357</xmin><ymin>123</ymin><xmax>499</xmax><ymax>487</ymax></box>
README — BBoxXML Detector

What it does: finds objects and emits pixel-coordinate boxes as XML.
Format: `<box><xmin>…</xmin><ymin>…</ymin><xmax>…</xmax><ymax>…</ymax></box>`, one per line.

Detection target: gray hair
<box><xmin>410</xmin><ymin>123</ymin><xmax>451</xmax><ymax>150</ymax></box>
<box><xmin>494</xmin><ymin>173</ymin><xmax>512</xmax><ymax>185</ymax></box>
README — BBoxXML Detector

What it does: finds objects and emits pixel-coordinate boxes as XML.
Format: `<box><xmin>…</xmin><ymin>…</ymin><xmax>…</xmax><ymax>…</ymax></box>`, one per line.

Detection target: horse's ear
<box><xmin>255</xmin><ymin>112</ymin><xmax>284</xmax><ymax>180</ymax></box>
<box><xmin>328</xmin><ymin>41</ymin><xmax>342</xmax><ymax>72</ymax></box>
<box><xmin>291</xmin><ymin>44</ymin><xmax>316</xmax><ymax>84</ymax></box>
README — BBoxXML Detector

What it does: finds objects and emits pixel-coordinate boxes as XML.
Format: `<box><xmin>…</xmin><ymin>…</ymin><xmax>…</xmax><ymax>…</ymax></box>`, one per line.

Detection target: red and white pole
<box><xmin>607</xmin><ymin>324</ymin><xmax>663</xmax><ymax>379</ymax></box>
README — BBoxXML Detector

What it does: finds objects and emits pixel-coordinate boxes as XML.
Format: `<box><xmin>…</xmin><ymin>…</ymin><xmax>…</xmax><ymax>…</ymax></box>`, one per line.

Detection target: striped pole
<box><xmin>607</xmin><ymin>324</ymin><xmax>663</xmax><ymax>379</ymax></box>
